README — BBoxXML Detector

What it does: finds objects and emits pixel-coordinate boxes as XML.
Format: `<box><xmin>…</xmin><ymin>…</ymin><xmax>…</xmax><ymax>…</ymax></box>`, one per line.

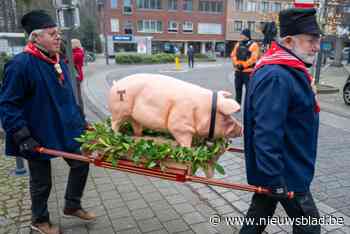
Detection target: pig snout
<box><xmin>225</xmin><ymin>117</ymin><xmax>243</xmax><ymax>138</ymax></box>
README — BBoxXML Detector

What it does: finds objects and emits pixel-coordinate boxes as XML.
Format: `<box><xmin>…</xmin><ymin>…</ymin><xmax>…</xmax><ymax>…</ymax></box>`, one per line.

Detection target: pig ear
<box><xmin>217</xmin><ymin>97</ymin><xmax>241</xmax><ymax>115</ymax></box>
<box><xmin>218</xmin><ymin>90</ymin><xmax>232</xmax><ymax>98</ymax></box>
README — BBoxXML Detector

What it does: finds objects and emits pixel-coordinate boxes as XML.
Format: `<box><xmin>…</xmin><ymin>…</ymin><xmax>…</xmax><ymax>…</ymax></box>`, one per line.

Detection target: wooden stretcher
<box><xmin>35</xmin><ymin>146</ymin><xmax>294</xmax><ymax>199</ymax></box>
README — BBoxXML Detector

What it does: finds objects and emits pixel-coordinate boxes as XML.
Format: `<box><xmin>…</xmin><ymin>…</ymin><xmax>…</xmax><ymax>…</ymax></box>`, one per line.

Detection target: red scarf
<box><xmin>253</xmin><ymin>42</ymin><xmax>320</xmax><ymax>113</ymax></box>
<box><xmin>24</xmin><ymin>42</ymin><xmax>64</xmax><ymax>82</ymax></box>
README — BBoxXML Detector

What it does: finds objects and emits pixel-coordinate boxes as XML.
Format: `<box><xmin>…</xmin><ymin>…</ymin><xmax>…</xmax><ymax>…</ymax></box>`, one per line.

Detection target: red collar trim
<box><xmin>24</xmin><ymin>42</ymin><xmax>64</xmax><ymax>82</ymax></box>
<box><xmin>253</xmin><ymin>42</ymin><xmax>320</xmax><ymax>113</ymax></box>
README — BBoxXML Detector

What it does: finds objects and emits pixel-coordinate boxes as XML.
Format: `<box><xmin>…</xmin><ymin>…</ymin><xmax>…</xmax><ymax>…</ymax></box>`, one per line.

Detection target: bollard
<box><xmin>9</xmin><ymin>157</ymin><xmax>28</xmax><ymax>177</ymax></box>
<box><xmin>175</xmin><ymin>56</ymin><xmax>181</xmax><ymax>70</ymax></box>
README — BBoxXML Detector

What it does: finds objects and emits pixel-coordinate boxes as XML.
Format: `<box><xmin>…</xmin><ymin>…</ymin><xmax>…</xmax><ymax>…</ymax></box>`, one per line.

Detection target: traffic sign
<box><xmin>294</xmin><ymin>0</ymin><xmax>314</xmax><ymax>8</ymax></box>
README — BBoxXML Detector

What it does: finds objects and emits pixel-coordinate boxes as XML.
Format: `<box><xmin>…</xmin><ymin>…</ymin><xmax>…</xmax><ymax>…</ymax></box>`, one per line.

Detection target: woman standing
<box><xmin>72</xmin><ymin>38</ymin><xmax>85</xmax><ymax>114</ymax></box>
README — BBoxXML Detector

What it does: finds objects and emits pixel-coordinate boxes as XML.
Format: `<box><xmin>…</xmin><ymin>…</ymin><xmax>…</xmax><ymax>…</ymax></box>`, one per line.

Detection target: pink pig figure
<box><xmin>108</xmin><ymin>74</ymin><xmax>243</xmax><ymax>147</ymax></box>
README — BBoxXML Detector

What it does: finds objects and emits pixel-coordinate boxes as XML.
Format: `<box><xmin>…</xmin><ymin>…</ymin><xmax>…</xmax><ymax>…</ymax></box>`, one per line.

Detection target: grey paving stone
<box><xmin>85</xmin><ymin>215</ymin><xmax>112</xmax><ymax>230</ymax></box>
<box><xmin>112</xmin><ymin>216</ymin><xmax>137</xmax><ymax>232</ymax></box>
<box><xmin>62</xmin><ymin>226</ymin><xmax>89</xmax><ymax>234</ymax></box>
<box><xmin>158</xmin><ymin>188</ymin><xmax>179</xmax><ymax>196</ymax></box>
<box><xmin>138</xmin><ymin>217</ymin><xmax>164</xmax><ymax>233</ymax></box>
<box><xmin>96</xmin><ymin>184</ymin><xmax>116</xmax><ymax>193</ymax></box>
<box><xmin>221</xmin><ymin>192</ymin><xmax>241</xmax><ymax>202</ymax></box>
<box><xmin>173</xmin><ymin>203</ymin><xmax>196</xmax><ymax>215</ymax></box>
<box><xmin>154</xmin><ymin>209</ymin><xmax>181</xmax><ymax>222</ymax></box>
<box><xmin>88</xmin><ymin>227</ymin><xmax>115</xmax><ymax>234</ymax></box>
<box><xmin>194</xmin><ymin>204</ymin><xmax>217</xmax><ymax>218</ymax></box>
<box><xmin>131</xmin><ymin>207</ymin><xmax>155</xmax><ymax>221</ymax></box>
<box><xmin>214</xmin><ymin>205</ymin><xmax>235</xmax><ymax>215</ymax></box>
<box><xmin>231</xmin><ymin>201</ymin><xmax>250</xmax><ymax>213</ymax></box>
<box><xmin>163</xmin><ymin>219</ymin><xmax>190</xmax><ymax>233</ymax></box>
<box><xmin>116</xmin><ymin>228</ymin><xmax>142</xmax><ymax>234</ymax></box>
<box><xmin>326</xmin><ymin>229</ymin><xmax>346</xmax><ymax>234</ymax></box>
<box><xmin>148</xmin><ymin>200</ymin><xmax>172</xmax><ymax>211</ymax></box>
<box><xmin>142</xmin><ymin>192</ymin><xmax>164</xmax><ymax>203</ymax></box>
<box><xmin>177</xmin><ymin>230</ymin><xmax>195</xmax><ymax>234</ymax></box>
<box><xmin>125</xmin><ymin>199</ymin><xmax>149</xmax><ymax>211</ymax></box>
<box><xmin>137</xmin><ymin>184</ymin><xmax>158</xmax><ymax>194</ymax></box>
<box><xmin>108</xmin><ymin>207</ymin><xmax>131</xmax><ymax>219</ymax></box>
<box><xmin>103</xmin><ymin>199</ymin><xmax>126</xmax><ymax>209</ymax></box>
<box><xmin>120</xmin><ymin>191</ymin><xmax>142</xmax><ymax>202</ymax></box>
<box><xmin>190</xmin><ymin>222</ymin><xmax>219</xmax><ymax>234</ymax></box>
<box><xmin>100</xmin><ymin>191</ymin><xmax>122</xmax><ymax>201</ymax></box>
<box><xmin>182</xmin><ymin>212</ymin><xmax>207</xmax><ymax>225</ymax></box>
<box><xmin>165</xmin><ymin>194</ymin><xmax>188</xmax><ymax>205</ymax></box>
<box><xmin>116</xmin><ymin>184</ymin><xmax>137</xmax><ymax>193</ymax></box>
<box><xmin>143</xmin><ymin>229</ymin><xmax>169</xmax><ymax>234</ymax></box>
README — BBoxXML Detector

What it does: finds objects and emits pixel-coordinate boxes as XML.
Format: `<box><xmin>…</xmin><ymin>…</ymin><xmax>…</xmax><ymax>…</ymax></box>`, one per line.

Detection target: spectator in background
<box><xmin>72</xmin><ymin>38</ymin><xmax>85</xmax><ymax>114</ymax></box>
<box><xmin>230</xmin><ymin>28</ymin><xmax>260</xmax><ymax>105</ymax></box>
<box><xmin>0</xmin><ymin>10</ymin><xmax>96</xmax><ymax>234</ymax></box>
<box><xmin>188</xmin><ymin>45</ymin><xmax>194</xmax><ymax>68</ymax></box>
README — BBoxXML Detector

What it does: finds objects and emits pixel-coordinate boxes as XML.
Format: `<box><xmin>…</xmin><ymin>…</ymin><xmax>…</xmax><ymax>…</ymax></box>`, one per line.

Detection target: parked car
<box><xmin>343</xmin><ymin>75</ymin><xmax>350</xmax><ymax>105</ymax></box>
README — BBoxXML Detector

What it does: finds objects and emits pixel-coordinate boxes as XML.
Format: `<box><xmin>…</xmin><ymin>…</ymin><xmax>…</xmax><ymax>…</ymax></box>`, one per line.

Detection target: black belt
<box><xmin>208</xmin><ymin>91</ymin><xmax>217</xmax><ymax>140</ymax></box>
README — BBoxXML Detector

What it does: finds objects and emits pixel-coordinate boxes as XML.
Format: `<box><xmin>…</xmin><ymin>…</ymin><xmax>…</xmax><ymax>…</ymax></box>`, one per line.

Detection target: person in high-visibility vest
<box><xmin>230</xmin><ymin>29</ymin><xmax>260</xmax><ymax>104</ymax></box>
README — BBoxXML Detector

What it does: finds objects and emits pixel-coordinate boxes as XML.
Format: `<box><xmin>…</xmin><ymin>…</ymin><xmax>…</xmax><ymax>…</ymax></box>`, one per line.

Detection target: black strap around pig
<box><xmin>208</xmin><ymin>91</ymin><xmax>218</xmax><ymax>140</ymax></box>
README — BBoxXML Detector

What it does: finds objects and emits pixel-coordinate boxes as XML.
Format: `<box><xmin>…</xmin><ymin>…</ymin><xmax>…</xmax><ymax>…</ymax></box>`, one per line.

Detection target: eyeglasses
<box><xmin>45</xmin><ymin>29</ymin><xmax>62</xmax><ymax>38</ymax></box>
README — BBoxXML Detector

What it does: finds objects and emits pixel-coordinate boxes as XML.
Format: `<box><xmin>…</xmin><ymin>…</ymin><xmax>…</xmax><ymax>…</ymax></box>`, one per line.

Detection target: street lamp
<box><xmin>97</xmin><ymin>0</ymin><xmax>109</xmax><ymax>65</ymax></box>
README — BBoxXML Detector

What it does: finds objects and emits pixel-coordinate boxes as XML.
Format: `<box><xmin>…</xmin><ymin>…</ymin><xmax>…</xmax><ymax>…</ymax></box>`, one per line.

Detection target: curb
<box><xmin>317</xmin><ymin>84</ymin><xmax>339</xmax><ymax>94</ymax></box>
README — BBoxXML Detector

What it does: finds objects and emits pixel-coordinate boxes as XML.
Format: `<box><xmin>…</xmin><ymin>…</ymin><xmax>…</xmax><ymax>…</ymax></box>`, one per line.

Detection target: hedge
<box><xmin>115</xmin><ymin>53</ymin><xmax>176</xmax><ymax>64</ymax></box>
<box><xmin>115</xmin><ymin>52</ymin><xmax>216</xmax><ymax>64</ymax></box>
<box><xmin>0</xmin><ymin>53</ymin><xmax>12</xmax><ymax>86</ymax></box>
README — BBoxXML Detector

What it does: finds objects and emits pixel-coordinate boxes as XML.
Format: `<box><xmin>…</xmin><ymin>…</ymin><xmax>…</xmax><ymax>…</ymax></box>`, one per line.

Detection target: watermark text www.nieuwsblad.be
<box><xmin>209</xmin><ymin>214</ymin><xmax>344</xmax><ymax>226</ymax></box>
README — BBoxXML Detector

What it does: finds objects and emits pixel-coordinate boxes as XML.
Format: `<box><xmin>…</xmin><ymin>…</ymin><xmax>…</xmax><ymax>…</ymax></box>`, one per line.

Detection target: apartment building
<box><xmin>102</xmin><ymin>0</ymin><xmax>226</xmax><ymax>55</ymax></box>
<box><xmin>226</xmin><ymin>0</ymin><xmax>293</xmax><ymax>52</ymax></box>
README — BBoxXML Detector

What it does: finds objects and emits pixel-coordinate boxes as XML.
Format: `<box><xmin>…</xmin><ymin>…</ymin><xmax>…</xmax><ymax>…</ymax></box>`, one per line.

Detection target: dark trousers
<box><xmin>234</xmin><ymin>71</ymin><xmax>250</xmax><ymax>104</ymax></box>
<box><xmin>27</xmin><ymin>158</ymin><xmax>89</xmax><ymax>224</ymax></box>
<box><xmin>76</xmin><ymin>80</ymin><xmax>84</xmax><ymax>115</ymax></box>
<box><xmin>188</xmin><ymin>56</ymin><xmax>194</xmax><ymax>68</ymax></box>
<box><xmin>240</xmin><ymin>192</ymin><xmax>321</xmax><ymax>234</ymax></box>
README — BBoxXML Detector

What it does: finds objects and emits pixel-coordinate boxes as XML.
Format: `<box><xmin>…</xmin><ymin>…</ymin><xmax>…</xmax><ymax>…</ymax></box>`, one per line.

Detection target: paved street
<box><xmin>1</xmin><ymin>58</ymin><xmax>350</xmax><ymax>233</ymax></box>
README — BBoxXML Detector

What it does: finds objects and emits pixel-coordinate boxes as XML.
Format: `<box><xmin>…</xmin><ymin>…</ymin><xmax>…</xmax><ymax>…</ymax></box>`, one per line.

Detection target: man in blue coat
<box><xmin>241</xmin><ymin>8</ymin><xmax>321</xmax><ymax>233</ymax></box>
<box><xmin>0</xmin><ymin>10</ymin><xmax>96</xmax><ymax>234</ymax></box>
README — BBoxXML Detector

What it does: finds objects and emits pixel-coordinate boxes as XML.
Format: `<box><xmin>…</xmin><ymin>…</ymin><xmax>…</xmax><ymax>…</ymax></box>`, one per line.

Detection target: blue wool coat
<box><xmin>243</xmin><ymin>64</ymin><xmax>319</xmax><ymax>193</ymax></box>
<box><xmin>0</xmin><ymin>52</ymin><xmax>85</xmax><ymax>160</ymax></box>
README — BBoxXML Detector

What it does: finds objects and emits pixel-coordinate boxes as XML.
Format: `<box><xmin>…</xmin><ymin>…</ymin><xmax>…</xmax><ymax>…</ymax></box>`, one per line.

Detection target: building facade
<box><xmin>101</xmin><ymin>0</ymin><xmax>226</xmax><ymax>55</ymax></box>
<box><xmin>225</xmin><ymin>0</ymin><xmax>293</xmax><ymax>52</ymax></box>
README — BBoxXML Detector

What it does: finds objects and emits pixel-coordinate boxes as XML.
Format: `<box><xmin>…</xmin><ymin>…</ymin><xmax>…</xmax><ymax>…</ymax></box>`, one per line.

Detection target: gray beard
<box><xmin>291</xmin><ymin>47</ymin><xmax>315</xmax><ymax>65</ymax></box>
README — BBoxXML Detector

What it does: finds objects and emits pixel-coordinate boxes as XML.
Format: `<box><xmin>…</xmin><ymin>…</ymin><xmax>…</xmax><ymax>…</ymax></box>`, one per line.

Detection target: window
<box><xmin>199</xmin><ymin>1</ymin><xmax>223</xmax><ymax>13</ymax></box>
<box><xmin>234</xmin><ymin>21</ymin><xmax>242</xmax><ymax>32</ymax></box>
<box><xmin>198</xmin><ymin>23</ymin><xmax>222</xmax><ymax>34</ymax></box>
<box><xmin>168</xmin><ymin>21</ymin><xmax>178</xmax><ymax>32</ymax></box>
<box><xmin>123</xmin><ymin>0</ymin><xmax>132</xmax><ymax>14</ymax></box>
<box><xmin>272</xmin><ymin>2</ymin><xmax>281</xmax><ymax>12</ymax></box>
<box><xmin>183</xmin><ymin>21</ymin><xmax>193</xmax><ymax>32</ymax></box>
<box><xmin>261</xmin><ymin>1</ymin><xmax>269</xmax><ymax>12</ymax></box>
<box><xmin>137</xmin><ymin>20</ymin><xmax>162</xmax><ymax>33</ymax></box>
<box><xmin>136</xmin><ymin>0</ymin><xmax>161</xmax><ymax>9</ymax></box>
<box><xmin>111</xmin><ymin>0</ymin><xmax>117</xmax><ymax>8</ymax></box>
<box><xmin>168</xmin><ymin>0</ymin><xmax>177</xmax><ymax>10</ymax></box>
<box><xmin>234</xmin><ymin>0</ymin><xmax>243</xmax><ymax>11</ymax></box>
<box><xmin>183</xmin><ymin>0</ymin><xmax>193</xmax><ymax>11</ymax></box>
<box><xmin>247</xmin><ymin>1</ymin><xmax>256</xmax><ymax>12</ymax></box>
<box><xmin>110</xmin><ymin>18</ymin><xmax>119</xmax><ymax>32</ymax></box>
<box><xmin>247</xmin><ymin>21</ymin><xmax>255</xmax><ymax>32</ymax></box>
<box><xmin>123</xmin><ymin>20</ymin><xmax>133</xmax><ymax>34</ymax></box>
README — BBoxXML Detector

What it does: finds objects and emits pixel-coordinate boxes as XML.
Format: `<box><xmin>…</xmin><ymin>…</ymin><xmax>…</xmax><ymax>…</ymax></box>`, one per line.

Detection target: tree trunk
<box><xmin>332</xmin><ymin>36</ymin><xmax>343</xmax><ymax>67</ymax></box>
